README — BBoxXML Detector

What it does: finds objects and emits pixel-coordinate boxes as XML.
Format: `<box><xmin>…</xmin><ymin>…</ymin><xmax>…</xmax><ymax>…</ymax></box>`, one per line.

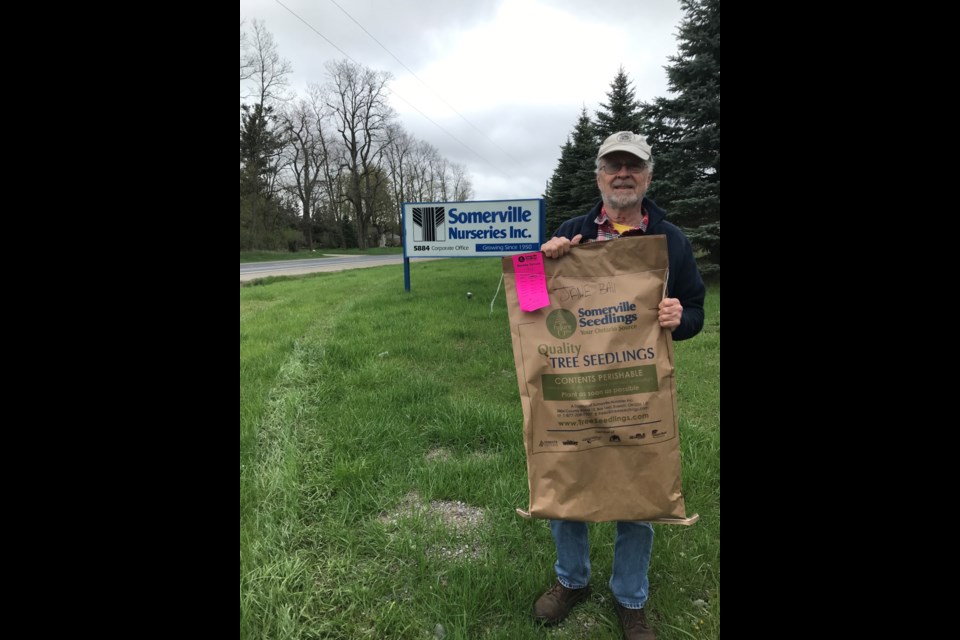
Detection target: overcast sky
<box><xmin>240</xmin><ymin>0</ymin><xmax>684</xmax><ymax>202</ymax></box>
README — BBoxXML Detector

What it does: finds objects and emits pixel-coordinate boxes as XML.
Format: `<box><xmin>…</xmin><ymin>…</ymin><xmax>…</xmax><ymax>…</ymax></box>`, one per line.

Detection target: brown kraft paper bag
<box><xmin>503</xmin><ymin>235</ymin><xmax>696</xmax><ymax>524</ymax></box>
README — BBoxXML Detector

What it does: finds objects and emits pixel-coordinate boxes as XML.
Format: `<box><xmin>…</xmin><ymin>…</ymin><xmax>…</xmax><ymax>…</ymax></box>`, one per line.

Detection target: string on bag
<box><xmin>489</xmin><ymin>273</ymin><xmax>503</xmax><ymax>315</ymax></box>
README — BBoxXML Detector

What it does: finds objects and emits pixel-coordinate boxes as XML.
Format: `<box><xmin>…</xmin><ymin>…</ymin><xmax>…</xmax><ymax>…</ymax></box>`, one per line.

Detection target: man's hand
<box><xmin>541</xmin><ymin>234</ymin><xmax>583</xmax><ymax>259</ymax></box>
<box><xmin>658</xmin><ymin>297</ymin><xmax>683</xmax><ymax>330</ymax></box>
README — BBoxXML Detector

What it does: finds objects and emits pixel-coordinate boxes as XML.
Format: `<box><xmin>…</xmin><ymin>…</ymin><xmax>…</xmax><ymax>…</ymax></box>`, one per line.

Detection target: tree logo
<box><xmin>412</xmin><ymin>207</ymin><xmax>446</xmax><ymax>241</ymax></box>
<box><xmin>546</xmin><ymin>309</ymin><xmax>577</xmax><ymax>339</ymax></box>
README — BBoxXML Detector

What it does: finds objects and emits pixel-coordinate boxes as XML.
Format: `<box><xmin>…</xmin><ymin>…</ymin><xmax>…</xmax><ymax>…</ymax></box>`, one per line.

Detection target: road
<box><xmin>240</xmin><ymin>254</ymin><xmax>415</xmax><ymax>282</ymax></box>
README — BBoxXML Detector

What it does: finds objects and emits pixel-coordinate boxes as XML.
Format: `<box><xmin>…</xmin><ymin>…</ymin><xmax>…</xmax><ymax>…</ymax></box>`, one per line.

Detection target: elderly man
<box><xmin>533</xmin><ymin>131</ymin><xmax>705</xmax><ymax>640</ymax></box>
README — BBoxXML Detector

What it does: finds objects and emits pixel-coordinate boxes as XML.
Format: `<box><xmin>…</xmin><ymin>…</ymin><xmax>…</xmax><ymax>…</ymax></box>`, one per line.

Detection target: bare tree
<box><xmin>407</xmin><ymin>141</ymin><xmax>440</xmax><ymax>202</ymax></box>
<box><xmin>405</xmin><ymin>143</ymin><xmax>427</xmax><ymax>203</ymax></box>
<box><xmin>243</xmin><ymin>19</ymin><xmax>293</xmax><ymax>106</ymax></box>
<box><xmin>384</xmin><ymin>124</ymin><xmax>414</xmax><ymax>243</ymax></box>
<box><xmin>316</xmin><ymin>129</ymin><xmax>349</xmax><ymax>248</ymax></box>
<box><xmin>450</xmin><ymin>162</ymin><xmax>474</xmax><ymax>201</ymax></box>
<box><xmin>280</xmin><ymin>86</ymin><xmax>334</xmax><ymax>250</ymax></box>
<box><xmin>395</xmin><ymin>139</ymin><xmax>475</xmax><ymax>206</ymax></box>
<box><xmin>240</xmin><ymin>19</ymin><xmax>254</xmax><ymax>84</ymax></box>
<box><xmin>324</xmin><ymin>59</ymin><xmax>396</xmax><ymax>249</ymax></box>
<box><xmin>365</xmin><ymin>167</ymin><xmax>396</xmax><ymax>247</ymax></box>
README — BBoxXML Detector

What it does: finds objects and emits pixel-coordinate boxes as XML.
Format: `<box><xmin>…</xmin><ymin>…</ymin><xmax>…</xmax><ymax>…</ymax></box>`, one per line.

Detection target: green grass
<box><xmin>240</xmin><ymin>259</ymin><xmax>720</xmax><ymax>639</ymax></box>
<box><xmin>240</xmin><ymin>247</ymin><xmax>404</xmax><ymax>263</ymax></box>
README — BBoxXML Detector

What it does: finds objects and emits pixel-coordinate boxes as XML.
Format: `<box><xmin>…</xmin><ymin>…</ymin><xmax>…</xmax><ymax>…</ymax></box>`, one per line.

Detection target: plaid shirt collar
<box><xmin>594</xmin><ymin>205</ymin><xmax>649</xmax><ymax>241</ymax></box>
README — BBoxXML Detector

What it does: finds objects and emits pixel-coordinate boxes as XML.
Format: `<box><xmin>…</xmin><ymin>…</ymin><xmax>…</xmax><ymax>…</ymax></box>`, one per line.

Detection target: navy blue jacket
<box><xmin>553</xmin><ymin>198</ymin><xmax>705</xmax><ymax>341</ymax></box>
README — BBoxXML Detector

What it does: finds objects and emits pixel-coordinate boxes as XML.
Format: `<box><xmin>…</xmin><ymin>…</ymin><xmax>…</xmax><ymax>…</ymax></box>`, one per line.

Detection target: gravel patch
<box><xmin>378</xmin><ymin>491</ymin><xmax>486</xmax><ymax>561</ymax></box>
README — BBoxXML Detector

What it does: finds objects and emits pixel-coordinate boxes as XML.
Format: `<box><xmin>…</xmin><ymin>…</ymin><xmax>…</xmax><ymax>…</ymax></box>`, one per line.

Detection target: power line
<box><xmin>274</xmin><ymin>0</ymin><xmax>513</xmax><ymax>180</ymax></box>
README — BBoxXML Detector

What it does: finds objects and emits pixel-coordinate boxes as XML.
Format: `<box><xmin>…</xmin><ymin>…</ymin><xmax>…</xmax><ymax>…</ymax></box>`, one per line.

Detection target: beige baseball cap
<box><xmin>597</xmin><ymin>131</ymin><xmax>652</xmax><ymax>161</ymax></box>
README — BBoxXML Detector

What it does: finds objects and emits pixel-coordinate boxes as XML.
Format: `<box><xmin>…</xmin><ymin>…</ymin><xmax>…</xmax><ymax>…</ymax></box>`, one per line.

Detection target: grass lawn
<box><xmin>240</xmin><ymin>258</ymin><xmax>719</xmax><ymax>639</ymax></box>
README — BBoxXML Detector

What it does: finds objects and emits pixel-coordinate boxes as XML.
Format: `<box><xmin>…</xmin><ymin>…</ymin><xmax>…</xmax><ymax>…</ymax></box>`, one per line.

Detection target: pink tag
<box><xmin>512</xmin><ymin>252</ymin><xmax>550</xmax><ymax>312</ymax></box>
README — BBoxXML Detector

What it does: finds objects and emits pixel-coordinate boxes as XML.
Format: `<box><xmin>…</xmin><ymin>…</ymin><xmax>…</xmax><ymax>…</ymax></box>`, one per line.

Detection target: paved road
<box><xmin>240</xmin><ymin>254</ymin><xmax>414</xmax><ymax>282</ymax></box>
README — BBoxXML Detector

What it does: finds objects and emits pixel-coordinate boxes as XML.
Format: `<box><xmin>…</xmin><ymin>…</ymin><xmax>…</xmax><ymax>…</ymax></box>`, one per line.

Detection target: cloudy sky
<box><xmin>240</xmin><ymin>0</ymin><xmax>684</xmax><ymax>201</ymax></box>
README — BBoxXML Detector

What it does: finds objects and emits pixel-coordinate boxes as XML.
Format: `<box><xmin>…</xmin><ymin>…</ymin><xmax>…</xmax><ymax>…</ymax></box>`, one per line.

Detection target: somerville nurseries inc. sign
<box><xmin>401</xmin><ymin>199</ymin><xmax>544</xmax><ymax>290</ymax></box>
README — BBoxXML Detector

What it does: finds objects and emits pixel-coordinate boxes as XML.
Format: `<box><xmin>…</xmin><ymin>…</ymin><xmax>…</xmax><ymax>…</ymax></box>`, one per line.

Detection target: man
<box><xmin>534</xmin><ymin>131</ymin><xmax>706</xmax><ymax>640</ymax></box>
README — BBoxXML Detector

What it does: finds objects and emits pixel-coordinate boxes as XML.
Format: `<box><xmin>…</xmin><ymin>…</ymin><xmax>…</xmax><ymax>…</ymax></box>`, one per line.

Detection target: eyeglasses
<box><xmin>600</xmin><ymin>161</ymin><xmax>647</xmax><ymax>175</ymax></box>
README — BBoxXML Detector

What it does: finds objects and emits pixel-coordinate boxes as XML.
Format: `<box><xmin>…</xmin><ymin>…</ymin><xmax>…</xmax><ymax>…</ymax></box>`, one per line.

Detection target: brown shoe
<box><xmin>532</xmin><ymin>581</ymin><xmax>591</xmax><ymax>625</ymax></box>
<box><xmin>614</xmin><ymin>601</ymin><xmax>656</xmax><ymax>640</ymax></box>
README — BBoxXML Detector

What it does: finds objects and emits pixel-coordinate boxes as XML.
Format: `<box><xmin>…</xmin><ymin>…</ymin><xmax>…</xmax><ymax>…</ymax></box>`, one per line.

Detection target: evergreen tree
<box><xmin>543</xmin><ymin>108</ymin><xmax>599</xmax><ymax>236</ymax></box>
<box><xmin>240</xmin><ymin>102</ymin><xmax>285</xmax><ymax>199</ymax></box>
<box><xmin>595</xmin><ymin>66</ymin><xmax>642</xmax><ymax>138</ymax></box>
<box><xmin>240</xmin><ymin>102</ymin><xmax>289</xmax><ymax>249</ymax></box>
<box><xmin>640</xmin><ymin>0</ymin><xmax>720</xmax><ymax>272</ymax></box>
<box><xmin>543</xmin><ymin>69</ymin><xmax>650</xmax><ymax>239</ymax></box>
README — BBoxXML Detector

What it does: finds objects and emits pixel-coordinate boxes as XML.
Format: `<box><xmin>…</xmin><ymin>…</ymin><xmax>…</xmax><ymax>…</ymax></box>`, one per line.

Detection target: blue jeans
<box><xmin>550</xmin><ymin>519</ymin><xmax>654</xmax><ymax>609</ymax></box>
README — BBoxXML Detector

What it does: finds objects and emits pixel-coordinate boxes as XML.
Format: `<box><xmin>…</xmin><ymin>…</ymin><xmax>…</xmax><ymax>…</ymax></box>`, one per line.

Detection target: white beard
<box><xmin>603</xmin><ymin>191</ymin><xmax>642</xmax><ymax>209</ymax></box>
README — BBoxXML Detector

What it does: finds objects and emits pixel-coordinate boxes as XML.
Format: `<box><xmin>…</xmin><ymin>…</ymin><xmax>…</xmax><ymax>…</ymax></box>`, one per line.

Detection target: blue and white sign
<box><xmin>402</xmin><ymin>199</ymin><xmax>544</xmax><ymax>258</ymax></box>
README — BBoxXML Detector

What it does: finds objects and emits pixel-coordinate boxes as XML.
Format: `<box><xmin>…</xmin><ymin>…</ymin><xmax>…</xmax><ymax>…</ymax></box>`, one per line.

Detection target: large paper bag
<box><xmin>503</xmin><ymin>235</ymin><xmax>695</xmax><ymax>523</ymax></box>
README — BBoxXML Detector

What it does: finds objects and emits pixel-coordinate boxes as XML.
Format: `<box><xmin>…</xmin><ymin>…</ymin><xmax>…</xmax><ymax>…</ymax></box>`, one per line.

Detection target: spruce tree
<box><xmin>595</xmin><ymin>66</ymin><xmax>642</xmax><ymax>138</ymax></box>
<box><xmin>640</xmin><ymin>0</ymin><xmax>720</xmax><ymax>272</ymax></box>
<box><xmin>240</xmin><ymin>102</ymin><xmax>288</xmax><ymax>249</ymax></box>
<box><xmin>240</xmin><ymin>102</ymin><xmax>284</xmax><ymax>199</ymax></box>
<box><xmin>543</xmin><ymin>108</ymin><xmax>600</xmax><ymax>236</ymax></box>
